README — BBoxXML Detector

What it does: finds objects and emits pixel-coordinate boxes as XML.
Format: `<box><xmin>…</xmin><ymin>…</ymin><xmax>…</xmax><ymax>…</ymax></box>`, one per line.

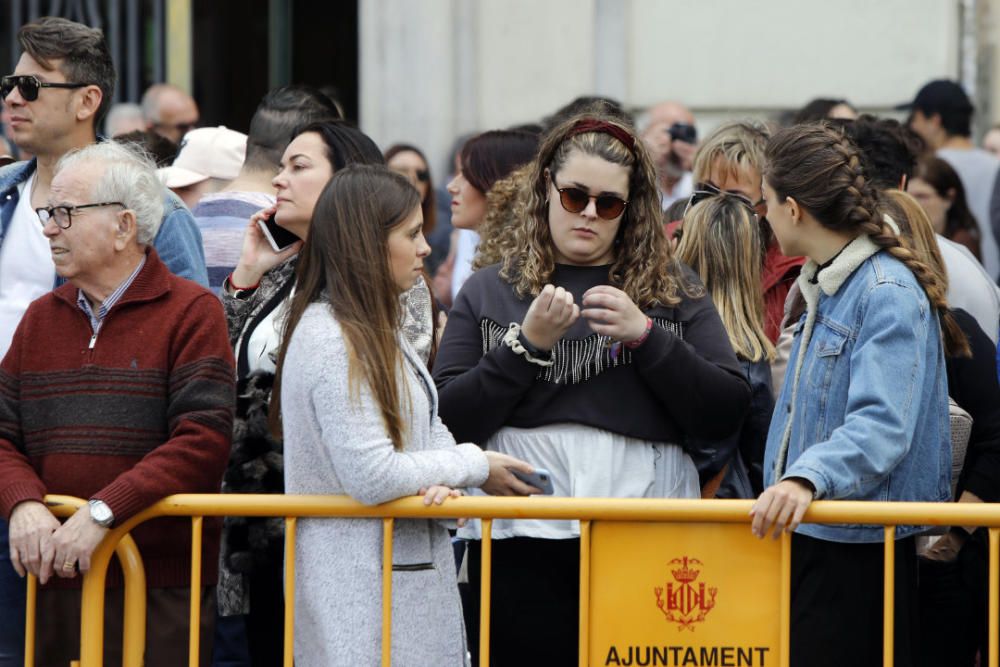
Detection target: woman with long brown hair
<box><xmin>750</xmin><ymin>124</ymin><xmax>956</xmax><ymax>666</ymax></box>
<box><xmin>271</xmin><ymin>165</ymin><xmax>533</xmax><ymax>667</ymax></box>
<box><xmin>433</xmin><ymin>114</ymin><xmax>751</xmax><ymax>665</ymax></box>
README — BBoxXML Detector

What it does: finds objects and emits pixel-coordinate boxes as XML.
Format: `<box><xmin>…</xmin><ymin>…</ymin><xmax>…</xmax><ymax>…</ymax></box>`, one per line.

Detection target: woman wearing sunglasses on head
<box><xmin>433</xmin><ymin>114</ymin><xmax>751</xmax><ymax>666</ymax></box>
<box><xmin>674</xmin><ymin>121</ymin><xmax>806</xmax><ymax>344</ymax></box>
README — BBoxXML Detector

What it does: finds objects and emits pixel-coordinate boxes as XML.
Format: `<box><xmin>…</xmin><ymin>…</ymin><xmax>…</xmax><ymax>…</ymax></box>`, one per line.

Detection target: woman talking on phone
<box><xmin>433</xmin><ymin>113</ymin><xmax>751</xmax><ymax>665</ymax></box>
<box><xmin>217</xmin><ymin>120</ymin><xmax>435</xmax><ymax>663</ymax></box>
<box><xmin>272</xmin><ymin>165</ymin><xmax>534</xmax><ymax>666</ymax></box>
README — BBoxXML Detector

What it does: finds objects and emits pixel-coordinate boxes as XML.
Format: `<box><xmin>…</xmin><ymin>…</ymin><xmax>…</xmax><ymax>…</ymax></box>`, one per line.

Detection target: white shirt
<box><xmin>459</xmin><ymin>423</ymin><xmax>698</xmax><ymax>540</ymax></box>
<box><xmin>660</xmin><ymin>171</ymin><xmax>694</xmax><ymax>212</ymax></box>
<box><xmin>938</xmin><ymin>234</ymin><xmax>1000</xmax><ymax>344</ymax></box>
<box><xmin>450</xmin><ymin>229</ymin><xmax>480</xmax><ymax>302</ymax></box>
<box><xmin>937</xmin><ymin>148</ymin><xmax>1000</xmax><ymax>280</ymax></box>
<box><xmin>0</xmin><ymin>173</ymin><xmax>55</xmax><ymax>358</ymax></box>
<box><xmin>237</xmin><ymin>286</ymin><xmax>295</xmax><ymax>375</ymax></box>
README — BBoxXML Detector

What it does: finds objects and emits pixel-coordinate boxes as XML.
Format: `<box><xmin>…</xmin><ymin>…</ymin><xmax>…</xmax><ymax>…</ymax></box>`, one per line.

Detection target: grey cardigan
<box><xmin>281</xmin><ymin>302</ymin><xmax>488</xmax><ymax>667</ymax></box>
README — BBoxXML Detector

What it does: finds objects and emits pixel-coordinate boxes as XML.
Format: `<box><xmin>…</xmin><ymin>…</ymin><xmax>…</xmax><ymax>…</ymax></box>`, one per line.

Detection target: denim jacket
<box><xmin>0</xmin><ymin>159</ymin><xmax>208</xmax><ymax>288</ymax></box>
<box><xmin>763</xmin><ymin>234</ymin><xmax>951</xmax><ymax>543</ymax></box>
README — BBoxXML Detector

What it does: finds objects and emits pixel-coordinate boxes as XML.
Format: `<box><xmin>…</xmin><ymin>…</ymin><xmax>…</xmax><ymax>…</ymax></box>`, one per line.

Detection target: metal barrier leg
<box><xmin>578</xmin><ymin>521</ymin><xmax>590</xmax><ymax>667</ymax></box>
<box><xmin>883</xmin><ymin>526</ymin><xmax>895</xmax><ymax>667</ymax></box>
<box><xmin>990</xmin><ymin>528</ymin><xmax>998</xmax><ymax>667</ymax></box>
<box><xmin>381</xmin><ymin>518</ymin><xmax>394</xmax><ymax>667</ymax></box>
<box><xmin>188</xmin><ymin>517</ymin><xmax>203</xmax><ymax>667</ymax></box>
<box><xmin>479</xmin><ymin>519</ymin><xmax>492</xmax><ymax>667</ymax></box>
<box><xmin>24</xmin><ymin>574</ymin><xmax>36</xmax><ymax>667</ymax></box>
<box><xmin>780</xmin><ymin>533</ymin><xmax>790</xmax><ymax>667</ymax></box>
<box><xmin>117</xmin><ymin>535</ymin><xmax>147</xmax><ymax>667</ymax></box>
<box><xmin>284</xmin><ymin>517</ymin><xmax>297</xmax><ymax>667</ymax></box>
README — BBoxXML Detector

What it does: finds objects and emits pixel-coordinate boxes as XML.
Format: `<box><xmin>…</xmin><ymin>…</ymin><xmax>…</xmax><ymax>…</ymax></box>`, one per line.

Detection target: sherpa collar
<box><xmin>797</xmin><ymin>234</ymin><xmax>881</xmax><ymax>298</ymax></box>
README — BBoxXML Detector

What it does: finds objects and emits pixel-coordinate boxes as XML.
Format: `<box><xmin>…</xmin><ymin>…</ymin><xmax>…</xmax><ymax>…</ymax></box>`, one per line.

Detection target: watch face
<box><xmin>90</xmin><ymin>501</ymin><xmax>113</xmax><ymax>525</ymax></box>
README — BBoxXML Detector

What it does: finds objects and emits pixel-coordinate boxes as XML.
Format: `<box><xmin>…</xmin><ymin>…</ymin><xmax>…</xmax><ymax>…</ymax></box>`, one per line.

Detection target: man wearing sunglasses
<box><xmin>0</xmin><ymin>16</ymin><xmax>208</xmax><ymax>664</ymax></box>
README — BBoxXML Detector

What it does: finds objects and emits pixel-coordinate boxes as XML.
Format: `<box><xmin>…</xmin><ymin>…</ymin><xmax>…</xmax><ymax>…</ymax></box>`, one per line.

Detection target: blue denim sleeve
<box><xmin>782</xmin><ymin>281</ymin><xmax>933</xmax><ymax>499</ymax></box>
<box><xmin>153</xmin><ymin>194</ymin><xmax>209</xmax><ymax>288</ymax></box>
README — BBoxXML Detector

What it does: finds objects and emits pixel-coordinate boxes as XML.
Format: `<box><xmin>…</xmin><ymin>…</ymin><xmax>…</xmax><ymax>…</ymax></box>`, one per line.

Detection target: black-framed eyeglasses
<box><xmin>1</xmin><ymin>75</ymin><xmax>93</xmax><ymax>102</ymax></box>
<box><xmin>554</xmin><ymin>184</ymin><xmax>628</xmax><ymax>220</ymax></box>
<box><xmin>35</xmin><ymin>202</ymin><xmax>126</xmax><ymax>230</ymax></box>
<box><xmin>685</xmin><ymin>182</ymin><xmax>761</xmax><ymax>220</ymax></box>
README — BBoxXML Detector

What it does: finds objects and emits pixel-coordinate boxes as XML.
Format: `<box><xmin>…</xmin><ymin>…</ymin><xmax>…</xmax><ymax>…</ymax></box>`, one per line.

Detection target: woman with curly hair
<box><xmin>433</xmin><ymin>114</ymin><xmax>751</xmax><ymax>666</ymax></box>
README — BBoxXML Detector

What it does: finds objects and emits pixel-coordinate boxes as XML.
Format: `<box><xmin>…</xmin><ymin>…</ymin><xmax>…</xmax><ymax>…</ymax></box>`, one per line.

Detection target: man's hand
<box><xmin>49</xmin><ymin>506</ymin><xmax>109</xmax><ymax>579</ymax></box>
<box><xmin>8</xmin><ymin>501</ymin><xmax>61</xmax><ymax>583</ymax></box>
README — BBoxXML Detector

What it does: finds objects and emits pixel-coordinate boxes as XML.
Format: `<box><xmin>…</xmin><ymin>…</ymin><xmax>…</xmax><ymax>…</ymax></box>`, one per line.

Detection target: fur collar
<box><xmin>798</xmin><ymin>234</ymin><xmax>881</xmax><ymax>298</ymax></box>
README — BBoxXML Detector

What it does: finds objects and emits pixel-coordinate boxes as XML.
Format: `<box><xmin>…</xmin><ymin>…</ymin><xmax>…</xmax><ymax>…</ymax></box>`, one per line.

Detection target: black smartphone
<box><xmin>257</xmin><ymin>213</ymin><xmax>301</xmax><ymax>253</ymax></box>
<box><xmin>511</xmin><ymin>467</ymin><xmax>554</xmax><ymax>495</ymax></box>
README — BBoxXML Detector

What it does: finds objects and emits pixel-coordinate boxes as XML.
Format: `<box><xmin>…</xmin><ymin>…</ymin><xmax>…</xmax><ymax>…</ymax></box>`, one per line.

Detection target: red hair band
<box><xmin>566</xmin><ymin>119</ymin><xmax>637</xmax><ymax>154</ymax></box>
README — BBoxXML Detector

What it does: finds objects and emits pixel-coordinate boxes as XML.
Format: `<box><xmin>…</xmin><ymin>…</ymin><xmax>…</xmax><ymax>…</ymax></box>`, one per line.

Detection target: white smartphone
<box><xmin>257</xmin><ymin>214</ymin><xmax>301</xmax><ymax>253</ymax></box>
<box><xmin>511</xmin><ymin>467</ymin><xmax>554</xmax><ymax>495</ymax></box>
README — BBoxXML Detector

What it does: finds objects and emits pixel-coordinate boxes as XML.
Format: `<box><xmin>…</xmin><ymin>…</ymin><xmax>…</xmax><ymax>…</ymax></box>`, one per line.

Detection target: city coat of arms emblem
<box><xmin>654</xmin><ymin>557</ymin><xmax>718</xmax><ymax>630</ymax></box>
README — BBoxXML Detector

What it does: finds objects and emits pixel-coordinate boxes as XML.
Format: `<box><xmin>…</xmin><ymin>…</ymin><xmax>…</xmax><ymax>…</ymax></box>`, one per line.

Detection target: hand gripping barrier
<box><xmin>24</xmin><ymin>495</ymin><xmax>1000</xmax><ymax>667</ymax></box>
<box><xmin>26</xmin><ymin>496</ymin><xmax>146</xmax><ymax>667</ymax></box>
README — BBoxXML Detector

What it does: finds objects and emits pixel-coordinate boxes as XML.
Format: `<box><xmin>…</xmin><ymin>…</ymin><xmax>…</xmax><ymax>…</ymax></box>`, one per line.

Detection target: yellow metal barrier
<box><xmin>30</xmin><ymin>495</ymin><xmax>1000</xmax><ymax>667</ymax></box>
<box><xmin>28</xmin><ymin>496</ymin><xmax>147</xmax><ymax>667</ymax></box>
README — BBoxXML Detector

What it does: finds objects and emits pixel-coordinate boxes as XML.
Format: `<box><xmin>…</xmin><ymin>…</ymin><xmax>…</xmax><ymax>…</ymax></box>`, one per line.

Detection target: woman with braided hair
<box><xmin>749</xmin><ymin>123</ymin><xmax>953</xmax><ymax>667</ymax></box>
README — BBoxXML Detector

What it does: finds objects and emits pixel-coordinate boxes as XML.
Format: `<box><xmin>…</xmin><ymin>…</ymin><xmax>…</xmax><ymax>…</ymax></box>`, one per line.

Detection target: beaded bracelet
<box><xmin>503</xmin><ymin>323</ymin><xmax>555</xmax><ymax>367</ymax></box>
<box><xmin>624</xmin><ymin>316</ymin><xmax>654</xmax><ymax>350</ymax></box>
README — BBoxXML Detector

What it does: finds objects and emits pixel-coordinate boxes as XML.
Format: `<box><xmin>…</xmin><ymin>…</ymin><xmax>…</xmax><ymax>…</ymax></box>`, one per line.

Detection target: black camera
<box><xmin>668</xmin><ymin>122</ymin><xmax>697</xmax><ymax>144</ymax></box>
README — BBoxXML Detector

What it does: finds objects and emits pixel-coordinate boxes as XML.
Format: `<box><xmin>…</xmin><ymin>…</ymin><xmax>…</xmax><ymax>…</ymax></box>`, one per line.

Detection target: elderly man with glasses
<box><xmin>0</xmin><ymin>141</ymin><xmax>234</xmax><ymax>665</ymax></box>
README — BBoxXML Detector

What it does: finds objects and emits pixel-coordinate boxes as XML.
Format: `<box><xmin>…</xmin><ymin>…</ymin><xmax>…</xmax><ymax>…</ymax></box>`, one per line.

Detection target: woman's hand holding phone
<box><xmin>231</xmin><ymin>206</ymin><xmax>303</xmax><ymax>289</ymax></box>
<box><xmin>480</xmin><ymin>452</ymin><xmax>543</xmax><ymax>496</ymax></box>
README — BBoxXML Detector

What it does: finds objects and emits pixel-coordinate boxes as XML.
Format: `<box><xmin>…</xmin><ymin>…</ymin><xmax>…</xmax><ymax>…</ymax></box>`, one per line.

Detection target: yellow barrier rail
<box><xmin>29</xmin><ymin>495</ymin><xmax>1000</xmax><ymax>667</ymax></box>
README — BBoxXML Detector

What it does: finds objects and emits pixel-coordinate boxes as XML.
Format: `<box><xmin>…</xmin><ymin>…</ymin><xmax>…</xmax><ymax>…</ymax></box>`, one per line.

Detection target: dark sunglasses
<box><xmin>1</xmin><ymin>75</ymin><xmax>92</xmax><ymax>102</ymax></box>
<box><xmin>555</xmin><ymin>184</ymin><xmax>628</xmax><ymax>220</ymax></box>
<box><xmin>685</xmin><ymin>182</ymin><xmax>761</xmax><ymax>219</ymax></box>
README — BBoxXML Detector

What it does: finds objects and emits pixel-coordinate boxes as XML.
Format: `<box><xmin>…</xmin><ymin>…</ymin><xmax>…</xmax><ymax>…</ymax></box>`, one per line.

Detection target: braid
<box><xmin>833</xmin><ymin>136</ymin><xmax>971</xmax><ymax>358</ymax></box>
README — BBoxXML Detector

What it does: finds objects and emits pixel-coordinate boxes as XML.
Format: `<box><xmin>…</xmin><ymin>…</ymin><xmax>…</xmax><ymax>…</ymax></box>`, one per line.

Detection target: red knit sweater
<box><xmin>0</xmin><ymin>249</ymin><xmax>235</xmax><ymax>588</ymax></box>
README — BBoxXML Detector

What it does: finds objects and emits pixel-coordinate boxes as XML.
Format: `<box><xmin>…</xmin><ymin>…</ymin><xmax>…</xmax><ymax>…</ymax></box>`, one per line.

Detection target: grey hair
<box><xmin>56</xmin><ymin>142</ymin><xmax>165</xmax><ymax>245</ymax></box>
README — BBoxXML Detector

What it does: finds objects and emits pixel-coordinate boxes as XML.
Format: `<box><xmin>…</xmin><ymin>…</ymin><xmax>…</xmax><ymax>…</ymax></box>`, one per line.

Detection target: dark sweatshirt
<box><xmin>433</xmin><ymin>263</ymin><xmax>751</xmax><ymax>447</ymax></box>
<box><xmin>950</xmin><ymin>308</ymin><xmax>1000</xmax><ymax>502</ymax></box>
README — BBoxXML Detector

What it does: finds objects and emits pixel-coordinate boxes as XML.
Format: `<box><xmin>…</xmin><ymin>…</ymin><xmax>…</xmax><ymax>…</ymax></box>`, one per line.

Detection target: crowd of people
<box><xmin>0</xmin><ymin>14</ymin><xmax>999</xmax><ymax>667</ymax></box>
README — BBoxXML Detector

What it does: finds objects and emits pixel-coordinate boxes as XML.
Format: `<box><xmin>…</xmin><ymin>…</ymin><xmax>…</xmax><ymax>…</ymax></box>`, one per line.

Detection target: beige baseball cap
<box><xmin>158</xmin><ymin>126</ymin><xmax>247</xmax><ymax>188</ymax></box>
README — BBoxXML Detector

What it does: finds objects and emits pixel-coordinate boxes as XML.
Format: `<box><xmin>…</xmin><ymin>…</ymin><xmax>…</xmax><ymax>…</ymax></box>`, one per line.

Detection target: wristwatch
<box><xmin>88</xmin><ymin>499</ymin><xmax>115</xmax><ymax>528</ymax></box>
